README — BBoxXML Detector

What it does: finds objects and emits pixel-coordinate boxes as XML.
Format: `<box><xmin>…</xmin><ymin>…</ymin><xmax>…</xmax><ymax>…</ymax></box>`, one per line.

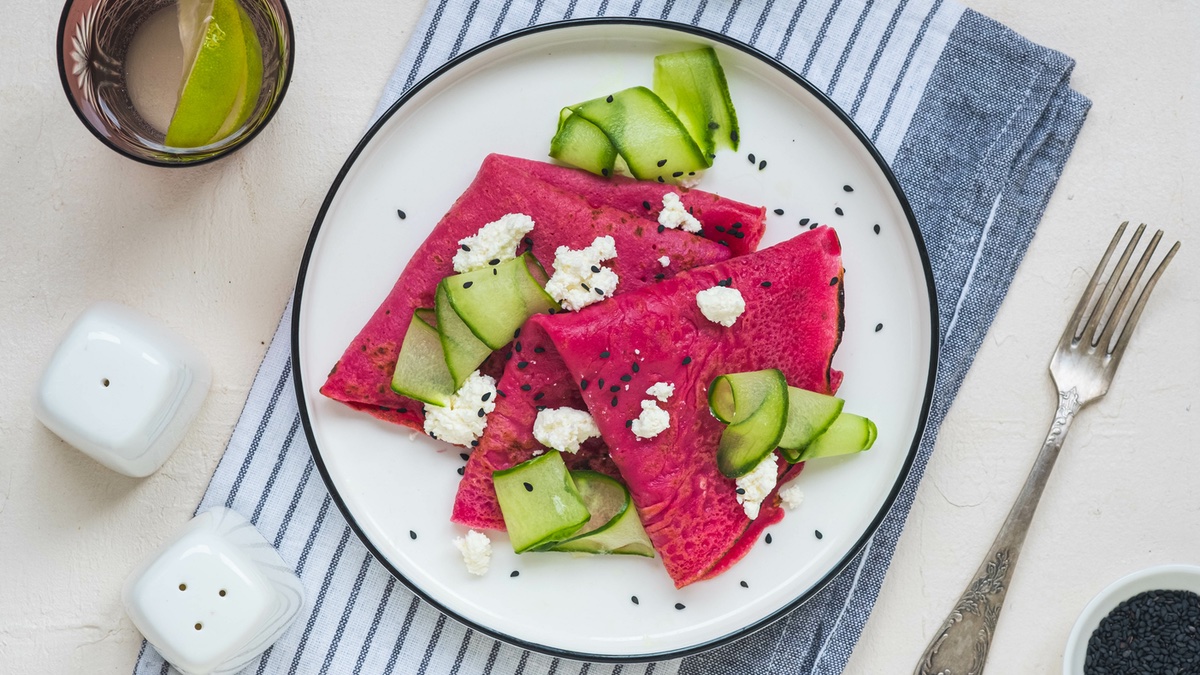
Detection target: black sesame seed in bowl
<box><xmin>1063</xmin><ymin>565</ymin><xmax>1200</xmax><ymax>675</ymax></box>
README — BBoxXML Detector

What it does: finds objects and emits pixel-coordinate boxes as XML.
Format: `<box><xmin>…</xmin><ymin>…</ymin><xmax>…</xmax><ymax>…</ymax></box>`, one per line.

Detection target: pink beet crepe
<box><xmin>320</xmin><ymin>154</ymin><xmax>767</xmax><ymax>431</ymax></box>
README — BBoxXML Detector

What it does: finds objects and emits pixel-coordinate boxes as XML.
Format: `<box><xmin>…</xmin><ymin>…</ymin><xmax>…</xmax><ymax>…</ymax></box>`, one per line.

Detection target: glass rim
<box><xmin>55</xmin><ymin>0</ymin><xmax>296</xmax><ymax>168</ymax></box>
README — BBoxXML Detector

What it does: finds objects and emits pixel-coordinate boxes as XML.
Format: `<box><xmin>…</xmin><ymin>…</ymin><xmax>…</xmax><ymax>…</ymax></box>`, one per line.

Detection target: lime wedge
<box><xmin>164</xmin><ymin>0</ymin><xmax>250</xmax><ymax>148</ymax></box>
<box><xmin>212</xmin><ymin>3</ymin><xmax>263</xmax><ymax>141</ymax></box>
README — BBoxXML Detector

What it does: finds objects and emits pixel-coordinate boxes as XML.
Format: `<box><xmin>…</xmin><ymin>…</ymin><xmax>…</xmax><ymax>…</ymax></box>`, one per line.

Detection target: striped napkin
<box><xmin>134</xmin><ymin>1</ymin><xmax>1089</xmax><ymax>673</ymax></box>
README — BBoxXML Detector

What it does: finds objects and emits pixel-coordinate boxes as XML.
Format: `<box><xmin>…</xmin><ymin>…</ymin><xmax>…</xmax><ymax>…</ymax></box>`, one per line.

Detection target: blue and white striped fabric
<box><xmin>134</xmin><ymin>1</ymin><xmax>1089</xmax><ymax>673</ymax></box>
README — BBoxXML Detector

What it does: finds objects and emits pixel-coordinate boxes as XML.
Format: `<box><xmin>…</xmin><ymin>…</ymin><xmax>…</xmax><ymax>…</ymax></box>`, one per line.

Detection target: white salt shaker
<box><xmin>32</xmin><ymin>301</ymin><xmax>211</xmax><ymax>477</ymax></box>
<box><xmin>123</xmin><ymin>507</ymin><xmax>305</xmax><ymax>675</ymax></box>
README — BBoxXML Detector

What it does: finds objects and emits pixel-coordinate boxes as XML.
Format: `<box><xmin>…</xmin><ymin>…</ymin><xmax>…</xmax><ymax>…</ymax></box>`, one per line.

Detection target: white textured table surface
<box><xmin>2</xmin><ymin>1</ymin><xmax>1197</xmax><ymax>672</ymax></box>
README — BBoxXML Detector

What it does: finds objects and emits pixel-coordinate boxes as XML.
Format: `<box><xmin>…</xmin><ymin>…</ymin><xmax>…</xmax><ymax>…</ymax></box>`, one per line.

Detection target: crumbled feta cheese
<box><xmin>779</xmin><ymin>482</ymin><xmax>805</xmax><ymax>510</ymax></box>
<box><xmin>545</xmin><ymin>236</ymin><xmax>619</xmax><ymax>311</ymax></box>
<box><xmin>645</xmin><ymin>381</ymin><xmax>675</xmax><ymax>402</ymax></box>
<box><xmin>452</xmin><ymin>213</ymin><xmax>535</xmax><ymax>273</ymax></box>
<box><xmin>631</xmin><ymin>399</ymin><xmax>670</xmax><ymax>439</ymax></box>
<box><xmin>678</xmin><ymin>174</ymin><xmax>702</xmax><ymax>189</ymax></box>
<box><xmin>736</xmin><ymin>453</ymin><xmax>779</xmax><ymax>520</ymax></box>
<box><xmin>532</xmin><ymin>407</ymin><xmax>600</xmax><ymax>454</ymax></box>
<box><xmin>658</xmin><ymin>255</ymin><xmax>671</xmax><ymax>267</ymax></box>
<box><xmin>658</xmin><ymin>193</ymin><xmax>702</xmax><ymax>233</ymax></box>
<box><xmin>453</xmin><ymin>530</ymin><xmax>492</xmax><ymax>576</ymax></box>
<box><xmin>422</xmin><ymin>371</ymin><xmax>497</xmax><ymax>446</ymax></box>
<box><xmin>696</xmin><ymin>286</ymin><xmax>746</xmax><ymax>327</ymax></box>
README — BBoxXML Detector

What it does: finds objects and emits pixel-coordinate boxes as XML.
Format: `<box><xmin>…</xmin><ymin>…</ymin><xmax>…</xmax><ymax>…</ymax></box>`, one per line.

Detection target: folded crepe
<box><xmin>461</xmin><ymin>228</ymin><xmax>844</xmax><ymax>587</ymax></box>
<box><xmin>320</xmin><ymin>154</ymin><xmax>767</xmax><ymax>430</ymax></box>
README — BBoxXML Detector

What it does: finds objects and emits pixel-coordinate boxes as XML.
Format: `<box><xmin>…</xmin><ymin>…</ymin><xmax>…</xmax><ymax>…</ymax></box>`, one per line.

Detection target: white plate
<box><xmin>293</xmin><ymin>19</ymin><xmax>936</xmax><ymax>661</ymax></box>
<box><xmin>1062</xmin><ymin>565</ymin><xmax>1200</xmax><ymax>674</ymax></box>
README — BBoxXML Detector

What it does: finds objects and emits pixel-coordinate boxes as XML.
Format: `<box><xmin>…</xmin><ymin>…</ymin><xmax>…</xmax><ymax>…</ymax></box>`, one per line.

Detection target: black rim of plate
<box><xmin>292</xmin><ymin>17</ymin><xmax>939</xmax><ymax>664</ymax></box>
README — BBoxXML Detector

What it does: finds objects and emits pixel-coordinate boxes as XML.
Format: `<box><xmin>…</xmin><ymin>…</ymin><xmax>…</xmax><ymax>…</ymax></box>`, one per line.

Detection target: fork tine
<box><xmin>1080</xmin><ymin>223</ymin><xmax>1145</xmax><ymax>345</ymax></box>
<box><xmin>1111</xmin><ymin>239</ymin><xmax>1180</xmax><ymax>357</ymax></box>
<box><xmin>1062</xmin><ymin>222</ymin><xmax>1128</xmax><ymax>345</ymax></box>
<box><xmin>1096</xmin><ymin>227</ymin><xmax>1161</xmax><ymax>349</ymax></box>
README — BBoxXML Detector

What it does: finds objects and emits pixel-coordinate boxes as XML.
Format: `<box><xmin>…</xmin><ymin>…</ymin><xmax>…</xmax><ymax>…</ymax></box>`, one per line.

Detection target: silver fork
<box><xmin>913</xmin><ymin>222</ymin><xmax>1180</xmax><ymax>675</ymax></box>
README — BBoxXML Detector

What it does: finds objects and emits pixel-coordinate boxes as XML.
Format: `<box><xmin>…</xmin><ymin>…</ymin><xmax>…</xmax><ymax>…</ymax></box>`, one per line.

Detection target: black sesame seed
<box><xmin>505</xmin><ymin>351</ymin><xmax>513</xmax><ymax>361</ymax></box>
<box><xmin>581</xmin><ymin>379</ymin><xmax>589</xmax><ymax>390</ymax></box>
<box><xmin>748</xmin><ymin>153</ymin><xmax>756</xmax><ymax>163</ymax></box>
<box><xmin>397</xmin><ymin>209</ymin><xmax>407</xmax><ymax>219</ymax></box>
<box><xmin>773</xmin><ymin>208</ymin><xmax>784</xmax><ymax>216</ymax></box>
<box><xmin>672</xmin><ymin>171</ymin><xmax>684</xmax><ymax>178</ymax></box>
<box><xmin>761</xmin><ymin>281</ymin><xmax>772</xmax><ymax>288</ymax></box>
<box><xmin>463</xmin><ymin>281</ymin><xmax>473</xmax><ymax>289</ymax></box>
<box><xmin>689</xmin><ymin>171</ymin><xmax>696</xmax><ymax>176</ymax></box>
<box><xmin>518</xmin><ymin>361</ymin><xmax>529</xmax><ymax>369</ymax></box>
<box><xmin>620</xmin><ymin>374</ymin><xmax>632</xmax><ymax>382</ymax></box>
<box><xmin>533</xmin><ymin>392</ymin><xmax>544</xmax><ymax>401</ymax></box>
<box><xmin>591</xmin><ymin>265</ymin><xmax>601</xmax><ymax>273</ymax></box>
<box><xmin>534</xmin><ymin>346</ymin><xmax>545</xmax><ymax>353</ymax></box>
<box><xmin>510</xmin><ymin>570</ymin><xmax>520</xmax><ymax>577</ymax></box>
<box><xmin>815</xmin><ymin>530</ymin><xmax>824</xmax><ymax>539</ymax></box>
<box><xmin>643</xmin><ymin>200</ymin><xmax>652</xmax><ymax>210</ymax></box>
<box><xmin>595</xmin><ymin>288</ymin><xmax>605</xmax><ymax>296</ymax></box>
<box><xmin>515</xmin><ymin>342</ymin><xmax>522</xmax><ymax>352</ymax></box>
<box><xmin>488</xmin><ymin>258</ymin><xmax>501</xmax><ymax>266</ymax></box>
<box><xmin>657</xmin><ymin>224</ymin><xmax>666</xmax><ymax>233</ymax></box>
<box><xmin>875</xmin><ymin>323</ymin><xmax>883</xmax><ymax>332</ymax></box>
<box><xmin>514</xmin><ymin>327</ymin><xmax>521</xmax><ymax>339</ymax></box>
<box><xmin>740</xmin><ymin>581</ymin><xmax>749</xmax><ymax>588</ymax></box>
<box><xmin>398</xmin><ymin>407</ymin><xmax>408</xmax><ymax>414</ymax></box>
<box><xmin>598</xmin><ymin>378</ymin><xmax>605</xmax><ymax>388</ymax></box>
<box><xmin>601</xmin><ymin>168</ymin><xmax>610</xmax><ymax>177</ymax></box>
<box><xmin>718</xmin><ymin>240</ymin><xmax>729</xmax><ymax>246</ymax></box>
<box><xmin>765</xmin><ymin>533</ymin><xmax>773</xmax><ymax>544</ymax></box>
<box><xmin>495</xmin><ymin>390</ymin><xmax>506</xmax><ymax>398</ymax></box>
<box><xmin>657</xmin><ymin>176</ymin><xmax>665</xmax><ymax>183</ymax></box>
<box><xmin>1085</xmin><ymin>589</ymin><xmax>1200</xmax><ymax>674</ymax></box>
<box><xmin>759</xmin><ymin>160</ymin><xmax>767</xmax><ymax>170</ymax></box>
<box><xmin>631</xmin><ymin>596</ymin><xmax>639</xmax><ymax>605</ymax></box>
<box><xmin>625</xmin><ymin>420</ymin><xmax>633</xmax><ymax>428</ymax></box>
<box><xmin>548</xmin><ymin>308</ymin><xmax>557</xmax><ymax>314</ymax></box>
<box><xmin>611</xmin><ymin>396</ymin><xmax>619</xmax><ymax>407</ymax></box>
<box><xmin>457</xmin><ymin>467</ymin><xmax>465</xmax><ymax>475</ymax></box>
<box><xmin>477</xmin><ymin>408</ymin><xmax>485</xmax><ymax>418</ymax></box>
<box><xmin>843</xmin><ymin>185</ymin><xmax>854</xmax><ymax>192</ymax></box>
<box><xmin>731</xmin><ymin>222</ymin><xmax>743</xmax><ymax>229</ymax></box>
<box><xmin>631</xmin><ymin>363</ymin><xmax>640</xmax><ymax>373</ymax></box>
<box><xmin>471</xmin><ymin>439</ymin><xmax>480</xmax><ymax>447</ymax></box>
<box><xmin>809</xmin><ymin>222</ymin><xmax>818</xmax><ymax>230</ymax></box>
<box><xmin>715</xmin><ymin>225</ymin><xmax>727</xmax><ymax>233</ymax></box>
<box><xmin>606</xmin><ymin>94</ymin><xmax>614</xmax><ymax>103</ymax></box>
<box><xmin>731</xmin><ymin>130</ymin><xmax>739</xmax><ymax>143</ymax></box>
<box><xmin>609</xmin><ymin>385</ymin><xmax>619</xmax><ymax>393</ymax></box>
<box><xmin>873</xmin><ymin>223</ymin><xmax>881</xmax><ymax>234</ymax></box>
<box><xmin>481</xmin><ymin>392</ymin><xmax>491</xmax><ymax>402</ymax></box>
<box><xmin>581</xmin><ymin>282</ymin><xmax>590</xmax><ymax>291</ymax></box>
<box><xmin>460</xmin><ymin>244</ymin><xmax>471</xmax><ymax>251</ymax></box>
<box><xmin>735</xmin><ymin>487</ymin><xmax>746</xmax><ymax>495</ymax></box>
<box><xmin>524</xmin><ymin>482</ymin><xmax>533</xmax><ymax>492</ymax></box>
<box><xmin>460</xmin><ymin>453</ymin><xmax>469</xmax><ymax>461</ymax></box>
<box><xmin>523</xmin><ymin>236</ymin><xmax>533</xmax><ymax>247</ymax></box>
<box><xmin>657</xmin><ymin>159</ymin><xmax>668</xmax><ymax>167</ymax></box>
<box><xmin>675</xmin><ymin>603</ymin><xmax>686</xmax><ymax>610</ymax></box>
<box><xmin>520</xmin><ymin>384</ymin><xmax>532</xmax><ymax>391</ymax></box>
<box><xmin>654</xmin><ymin>273</ymin><xmax>665</xmax><ymax>280</ymax></box>
<box><xmin>732</xmin><ymin>230</ymin><xmax>745</xmax><ymax>239</ymax></box>
<box><xmin>600</xmin><ymin>351</ymin><xmax>610</xmax><ymax>359</ymax></box>
<box><xmin>799</xmin><ymin>218</ymin><xmax>810</xmax><ymax>226</ymax></box>
<box><xmin>409</xmin><ymin>530</ymin><xmax>417</xmax><ymax>540</ymax></box>
<box><xmin>835</xmin><ymin>207</ymin><xmax>844</xmax><ymax>216</ymax></box>
<box><xmin>708</xmin><ymin>121</ymin><xmax>720</xmax><ymax>130</ymax></box>
<box><xmin>830</xmin><ymin>277</ymin><xmax>838</xmax><ymax>286</ymax></box>
<box><xmin>682</xmin><ymin>356</ymin><xmax>692</xmax><ymax>365</ymax></box>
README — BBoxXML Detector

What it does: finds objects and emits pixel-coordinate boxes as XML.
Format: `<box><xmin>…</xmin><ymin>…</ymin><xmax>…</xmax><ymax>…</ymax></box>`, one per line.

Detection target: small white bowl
<box><xmin>1063</xmin><ymin>564</ymin><xmax>1200</xmax><ymax>674</ymax></box>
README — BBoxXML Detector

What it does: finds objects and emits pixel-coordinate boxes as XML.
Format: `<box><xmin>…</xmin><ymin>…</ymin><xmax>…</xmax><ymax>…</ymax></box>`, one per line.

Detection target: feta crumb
<box><xmin>422</xmin><ymin>371</ymin><xmax>497</xmax><ymax>446</ymax></box>
<box><xmin>779</xmin><ymin>482</ymin><xmax>805</xmax><ymax>510</ymax></box>
<box><xmin>544</xmin><ymin>236</ymin><xmax>619</xmax><ymax>311</ymax></box>
<box><xmin>452</xmin><ymin>213</ymin><xmax>535</xmax><ymax>273</ymax></box>
<box><xmin>453</xmin><ymin>530</ymin><xmax>492</xmax><ymax>576</ymax></box>
<box><xmin>645</xmin><ymin>381</ymin><xmax>675</xmax><ymax>402</ymax></box>
<box><xmin>658</xmin><ymin>193</ymin><xmax>702</xmax><ymax>233</ymax></box>
<box><xmin>696</xmin><ymin>286</ymin><xmax>746</xmax><ymax>327</ymax></box>
<box><xmin>736</xmin><ymin>453</ymin><xmax>779</xmax><ymax>520</ymax></box>
<box><xmin>532</xmin><ymin>407</ymin><xmax>600</xmax><ymax>454</ymax></box>
<box><xmin>678</xmin><ymin>173</ymin><xmax>703</xmax><ymax>189</ymax></box>
<box><xmin>658</xmin><ymin>255</ymin><xmax>671</xmax><ymax>267</ymax></box>
<box><xmin>631</xmin><ymin>399</ymin><xmax>670</xmax><ymax>439</ymax></box>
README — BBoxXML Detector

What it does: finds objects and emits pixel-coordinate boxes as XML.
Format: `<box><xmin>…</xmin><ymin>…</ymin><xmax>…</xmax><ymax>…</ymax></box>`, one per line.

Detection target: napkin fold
<box><xmin>134</xmin><ymin>1</ymin><xmax>1089</xmax><ymax>673</ymax></box>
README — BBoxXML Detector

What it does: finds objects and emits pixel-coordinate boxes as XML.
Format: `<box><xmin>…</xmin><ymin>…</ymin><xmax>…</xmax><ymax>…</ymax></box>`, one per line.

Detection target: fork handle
<box><xmin>913</xmin><ymin>387</ymin><xmax>1082</xmax><ymax>675</ymax></box>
